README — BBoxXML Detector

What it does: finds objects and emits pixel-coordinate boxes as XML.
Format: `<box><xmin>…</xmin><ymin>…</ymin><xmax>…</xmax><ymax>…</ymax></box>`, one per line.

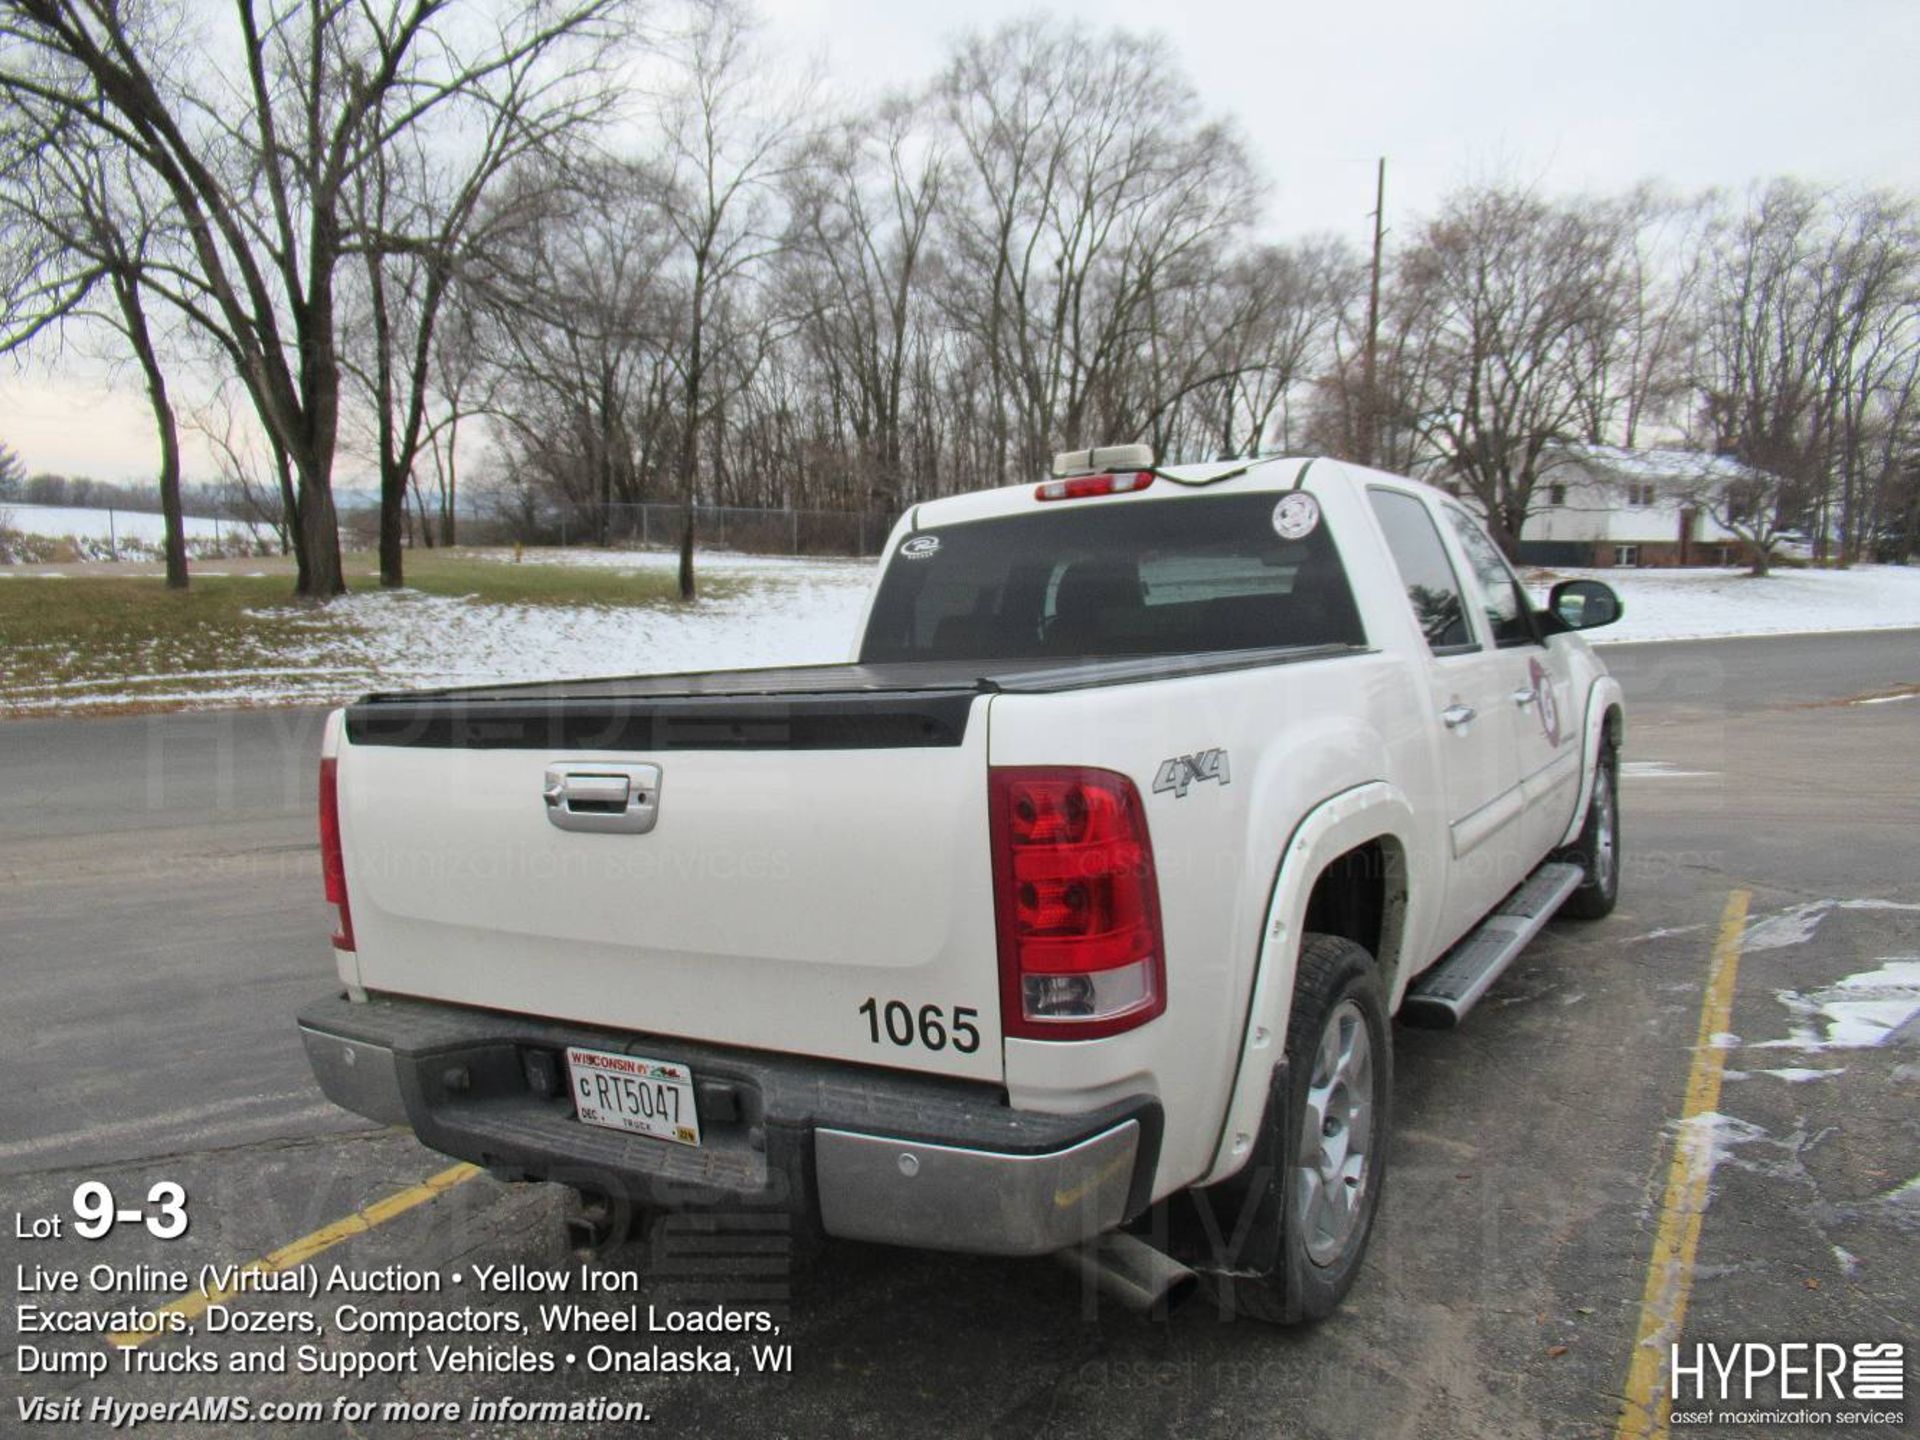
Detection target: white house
<box><xmin>1517</xmin><ymin>445</ymin><xmax>1764</xmax><ymax>568</ymax></box>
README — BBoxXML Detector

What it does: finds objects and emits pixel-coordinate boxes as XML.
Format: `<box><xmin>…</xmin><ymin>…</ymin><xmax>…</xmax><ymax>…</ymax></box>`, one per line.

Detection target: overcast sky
<box><xmin>6</xmin><ymin>0</ymin><xmax>1919</xmax><ymax>484</ymax></box>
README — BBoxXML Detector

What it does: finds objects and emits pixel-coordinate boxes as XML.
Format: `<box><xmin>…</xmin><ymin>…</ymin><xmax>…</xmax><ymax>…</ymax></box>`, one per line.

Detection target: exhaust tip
<box><xmin>1055</xmin><ymin>1231</ymin><xmax>1199</xmax><ymax>1316</ymax></box>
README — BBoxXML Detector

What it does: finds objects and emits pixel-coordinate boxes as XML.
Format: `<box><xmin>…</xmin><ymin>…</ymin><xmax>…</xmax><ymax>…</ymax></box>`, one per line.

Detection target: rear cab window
<box><xmin>1366</xmin><ymin>487</ymin><xmax>1474</xmax><ymax>653</ymax></box>
<box><xmin>859</xmin><ymin>492</ymin><xmax>1366</xmax><ymax>663</ymax></box>
<box><xmin>1442</xmin><ymin>505</ymin><xmax>1540</xmax><ymax>647</ymax></box>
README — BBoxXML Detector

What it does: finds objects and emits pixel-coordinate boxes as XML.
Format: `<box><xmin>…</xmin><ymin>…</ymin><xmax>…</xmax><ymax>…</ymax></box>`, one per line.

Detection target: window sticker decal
<box><xmin>1272</xmin><ymin>492</ymin><xmax>1320</xmax><ymax>540</ymax></box>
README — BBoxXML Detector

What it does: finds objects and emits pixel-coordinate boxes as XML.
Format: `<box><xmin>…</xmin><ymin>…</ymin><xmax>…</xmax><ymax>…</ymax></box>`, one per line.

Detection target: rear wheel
<box><xmin>1206</xmin><ymin>933</ymin><xmax>1390</xmax><ymax>1324</ymax></box>
<box><xmin>1559</xmin><ymin>745</ymin><xmax>1619</xmax><ymax>919</ymax></box>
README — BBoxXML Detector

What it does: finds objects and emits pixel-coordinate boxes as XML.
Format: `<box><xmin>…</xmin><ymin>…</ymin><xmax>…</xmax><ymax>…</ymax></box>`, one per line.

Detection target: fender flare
<box><xmin>1196</xmin><ymin>780</ymin><xmax>1417</xmax><ymax>1189</ymax></box>
<box><xmin>1556</xmin><ymin>676</ymin><xmax>1626</xmax><ymax>848</ymax></box>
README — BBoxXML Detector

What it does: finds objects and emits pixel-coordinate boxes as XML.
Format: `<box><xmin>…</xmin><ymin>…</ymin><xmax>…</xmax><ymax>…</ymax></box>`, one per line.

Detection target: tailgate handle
<box><xmin>543</xmin><ymin>762</ymin><xmax>662</xmax><ymax>834</ymax></box>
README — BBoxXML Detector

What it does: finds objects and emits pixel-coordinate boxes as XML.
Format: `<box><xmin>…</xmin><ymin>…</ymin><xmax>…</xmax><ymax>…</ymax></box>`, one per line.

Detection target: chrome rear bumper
<box><xmin>300</xmin><ymin>991</ymin><xmax>1157</xmax><ymax>1258</ymax></box>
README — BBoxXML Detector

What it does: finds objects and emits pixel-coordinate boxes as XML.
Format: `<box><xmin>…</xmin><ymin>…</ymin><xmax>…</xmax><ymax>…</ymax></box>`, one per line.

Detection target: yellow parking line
<box><xmin>1614</xmin><ymin>888</ymin><xmax>1751</xmax><ymax>1440</ymax></box>
<box><xmin>110</xmin><ymin>1162</ymin><xmax>481</xmax><ymax>1348</ymax></box>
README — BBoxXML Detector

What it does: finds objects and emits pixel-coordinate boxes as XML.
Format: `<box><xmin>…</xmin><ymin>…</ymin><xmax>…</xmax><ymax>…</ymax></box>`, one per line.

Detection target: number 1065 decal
<box><xmin>858</xmin><ymin>998</ymin><xmax>981</xmax><ymax>1053</ymax></box>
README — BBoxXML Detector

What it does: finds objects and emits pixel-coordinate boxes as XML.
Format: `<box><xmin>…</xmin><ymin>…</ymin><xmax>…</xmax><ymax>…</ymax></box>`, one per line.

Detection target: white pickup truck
<box><xmin>301</xmin><ymin>450</ymin><xmax>1625</xmax><ymax>1322</ymax></box>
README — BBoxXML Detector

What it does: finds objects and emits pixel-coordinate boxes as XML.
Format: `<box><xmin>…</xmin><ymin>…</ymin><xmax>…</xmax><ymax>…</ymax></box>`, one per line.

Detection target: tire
<box><xmin>1207</xmin><ymin>933</ymin><xmax>1391</xmax><ymax>1324</ymax></box>
<box><xmin>1558</xmin><ymin>744</ymin><xmax>1620</xmax><ymax>919</ymax></box>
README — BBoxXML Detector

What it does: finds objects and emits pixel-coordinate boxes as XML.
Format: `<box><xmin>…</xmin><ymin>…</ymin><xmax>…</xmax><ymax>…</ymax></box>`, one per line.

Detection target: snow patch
<box><xmin>259</xmin><ymin>555</ymin><xmax>876</xmax><ymax>697</ymax></box>
<box><xmin>1621</xmin><ymin>760</ymin><xmax>1718</xmax><ymax>780</ymax></box>
<box><xmin>1536</xmin><ymin>563</ymin><xmax>1920</xmax><ymax>644</ymax></box>
<box><xmin>1624</xmin><ymin>923</ymin><xmax>1709</xmax><ymax>944</ymax></box>
<box><xmin>1742</xmin><ymin>900</ymin><xmax>1836</xmax><ymax>953</ymax></box>
<box><xmin>1878</xmin><ymin>1174</ymin><xmax>1920</xmax><ymax>1209</ymax></box>
<box><xmin>1672</xmin><ymin>1112</ymin><xmax>1771</xmax><ymax>1190</ymax></box>
<box><xmin>1754</xmin><ymin>1067</ymin><xmax>1846</xmax><ymax>1083</ymax></box>
<box><xmin>1754</xmin><ymin>958</ymin><xmax>1920</xmax><ymax>1052</ymax></box>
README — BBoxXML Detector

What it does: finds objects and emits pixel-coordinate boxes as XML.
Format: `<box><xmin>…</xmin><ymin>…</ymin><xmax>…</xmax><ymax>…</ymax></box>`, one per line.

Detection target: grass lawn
<box><xmin>396</xmin><ymin>550</ymin><xmax>743</xmax><ymax>606</ymax></box>
<box><xmin>0</xmin><ymin>549</ymin><xmax>738</xmax><ymax>716</ymax></box>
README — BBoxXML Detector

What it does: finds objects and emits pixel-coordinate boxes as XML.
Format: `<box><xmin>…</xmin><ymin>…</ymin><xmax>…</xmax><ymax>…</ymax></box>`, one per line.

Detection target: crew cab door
<box><xmin>1436</xmin><ymin>506</ymin><xmax>1582</xmax><ymax>867</ymax></box>
<box><xmin>1440</xmin><ymin>505</ymin><xmax>1583</xmax><ymax>865</ymax></box>
<box><xmin>1366</xmin><ymin>487</ymin><xmax>1527</xmax><ymax>946</ymax></box>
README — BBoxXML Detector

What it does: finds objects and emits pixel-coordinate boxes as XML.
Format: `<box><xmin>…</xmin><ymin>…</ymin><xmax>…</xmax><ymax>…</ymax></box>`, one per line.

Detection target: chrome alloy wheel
<box><xmin>1296</xmin><ymin>998</ymin><xmax>1376</xmax><ymax>1268</ymax></box>
<box><xmin>1591</xmin><ymin>763</ymin><xmax>1618</xmax><ymax>889</ymax></box>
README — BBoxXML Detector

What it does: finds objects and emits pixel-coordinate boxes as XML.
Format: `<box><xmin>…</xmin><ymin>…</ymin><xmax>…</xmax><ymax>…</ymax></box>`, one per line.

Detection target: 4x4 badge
<box><xmin>1154</xmin><ymin>749</ymin><xmax>1231</xmax><ymax>798</ymax></box>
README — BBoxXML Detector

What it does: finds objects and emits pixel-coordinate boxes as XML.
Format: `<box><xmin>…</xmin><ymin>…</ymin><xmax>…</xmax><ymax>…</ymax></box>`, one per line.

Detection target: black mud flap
<box><xmin>1158</xmin><ymin>1060</ymin><xmax>1294</xmax><ymax>1284</ymax></box>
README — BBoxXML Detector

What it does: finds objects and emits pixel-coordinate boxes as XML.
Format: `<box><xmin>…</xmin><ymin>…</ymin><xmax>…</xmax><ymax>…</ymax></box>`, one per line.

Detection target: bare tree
<box><xmin>0</xmin><ymin>0</ymin><xmax>633</xmax><ymax>597</ymax></box>
<box><xmin>1810</xmin><ymin>192</ymin><xmax>1920</xmax><ymax>561</ymax></box>
<box><xmin>340</xmin><ymin>10</ymin><xmax>629</xmax><ymax>587</ymax></box>
<box><xmin>473</xmin><ymin>160</ymin><xmax>679</xmax><ymax>540</ymax></box>
<box><xmin>1666</xmin><ymin>454</ymin><xmax>1798</xmax><ymax>576</ymax></box>
<box><xmin>1570</xmin><ymin>185</ymin><xmax>1710</xmax><ymax>448</ymax></box>
<box><xmin>648</xmin><ymin>0</ymin><xmax>814</xmax><ymax>598</ymax></box>
<box><xmin>1389</xmin><ymin>185</ymin><xmax>1634</xmax><ymax>555</ymax></box>
<box><xmin>783</xmin><ymin>92</ymin><xmax>944</xmax><ymax>509</ymax></box>
<box><xmin>190</xmin><ymin>388</ymin><xmax>293</xmax><ymax>554</ymax></box>
<box><xmin>937</xmin><ymin>18</ymin><xmax>1260</xmax><ymax>479</ymax></box>
<box><xmin>414</xmin><ymin>290</ymin><xmax>495</xmax><ymax>545</ymax></box>
<box><xmin>0</xmin><ymin>107</ymin><xmax>192</xmax><ymax>582</ymax></box>
<box><xmin>1161</xmin><ymin>236</ymin><xmax>1358</xmax><ymax>460</ymax></box>
<box><xmin>1690</xmin><ymin>182</ymin><xmax>1829</xmax><ymax>555</ymax></box>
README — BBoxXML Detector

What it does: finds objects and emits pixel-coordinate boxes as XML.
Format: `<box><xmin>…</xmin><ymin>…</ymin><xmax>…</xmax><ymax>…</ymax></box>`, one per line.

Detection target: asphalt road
<box><xmin>2</xmin><ymin>629</ymin><xmax>1917</xmax><ymax>1438</ymax></box>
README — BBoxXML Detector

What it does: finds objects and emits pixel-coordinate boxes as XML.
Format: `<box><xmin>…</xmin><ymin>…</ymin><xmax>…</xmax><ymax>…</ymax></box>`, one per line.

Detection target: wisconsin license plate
<box><xmin>565</xmin><ymin>1046</ymin><xmax>701</xmax><ymax>1147</ymax></box>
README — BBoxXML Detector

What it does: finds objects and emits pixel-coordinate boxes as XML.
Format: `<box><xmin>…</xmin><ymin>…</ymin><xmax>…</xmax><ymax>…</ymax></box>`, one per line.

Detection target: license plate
<box><xmin>565</xmin><ymin>1046</ymin><xmax>701</xmax><ymax>1147</ymax></box>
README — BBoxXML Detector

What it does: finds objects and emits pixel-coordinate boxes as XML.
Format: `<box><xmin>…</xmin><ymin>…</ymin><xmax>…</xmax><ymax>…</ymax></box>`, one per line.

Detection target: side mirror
<box><xmin>1549</xmin><ymin>579</ymin><xmax>1622</xmax><ymax>631</ymax></box>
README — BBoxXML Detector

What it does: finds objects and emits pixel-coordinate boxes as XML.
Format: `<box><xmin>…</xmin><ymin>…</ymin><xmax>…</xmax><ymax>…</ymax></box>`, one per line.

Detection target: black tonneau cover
<box><xmin>345</xmin><ymin>644</ymin><xmax>1360</xmax><ymax>751</ymax></box>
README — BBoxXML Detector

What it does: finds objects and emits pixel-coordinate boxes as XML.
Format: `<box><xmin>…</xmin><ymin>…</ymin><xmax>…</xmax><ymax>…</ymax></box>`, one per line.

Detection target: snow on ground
<box><xmin>242</xmin><ymin>554</ymin><xmax>1919</xmax><ymax>707</ymax></box>
<box><xmin>529</xmin><ymin>549</ymin><xmax>1920</xmax><ymax>647</ymax></box>
<box><xmin>1</xmin><ymin>503</ymin><xmax>257</xmax><ymax>543</ymax></box>
<box><xmin>267</xmin><ymin>552</ymin><xmax>876</xmax><ymax>696</ymax></box>
<box><xmin>1533</xmin><ymin>564</ymin><xmax>1920</xmax><ymax>644</ymax></box>
<box><xmin>6</xmin><ymin>542</ymin><xmax>1920</xmax><ymax>715</ymax></box>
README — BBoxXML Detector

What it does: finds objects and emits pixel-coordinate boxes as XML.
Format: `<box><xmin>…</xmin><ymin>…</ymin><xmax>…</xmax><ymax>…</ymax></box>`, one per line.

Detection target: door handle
<box><xmin>1441</xmin><ymin>704</ymin><xmax>1477</xmax><ymax>731</ymax></box>
<box><xmin>543</xmin><ymin>762</ymin><xmax>662</xmax><ymax>833</ymax></box>
<box><xmin>1511</xmin><ymin>687</ymin><xmax>1537</xmax><ymax>708</ymax></box>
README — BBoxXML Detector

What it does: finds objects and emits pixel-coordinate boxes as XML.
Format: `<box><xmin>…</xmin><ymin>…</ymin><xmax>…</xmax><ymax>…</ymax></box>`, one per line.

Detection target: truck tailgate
<box><xmin>334</xmin><ymin>668</ymin><xmax>1002</xmax><ymax>1081</ymax></box>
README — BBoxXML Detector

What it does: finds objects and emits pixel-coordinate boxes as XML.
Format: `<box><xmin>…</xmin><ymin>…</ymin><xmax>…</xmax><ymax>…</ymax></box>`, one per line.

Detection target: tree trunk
<box><xmin>678</xmin><ymin>276</ymin><xmax>704</xmax><ymax>601</ymax></box>
<box><xmin>378</xmin><ymin>453</ymin><xmax>407</xmax><ymax>588</ymax></box>
<box><xmin>440</xmin><ymin>417</ymin><xmax>459</xmax><ymax>547</ymax></box>
<box><xmin>271</xmin><ymin>442</ymin><xmax>305</xmax><ymax>580</ymax></box>
<box><xmin>296</xmin><ymin>461</ymin><xmax>346</xmax><ymax>598</ymax></box>
<box><xmin>293</xmin><ymin>229</ymin><xmax>347</xmax><ymax>599</ymax></box>
<box><xmin>677</xmin><ymin>503</ymin><xmax>696</xmax><ymax>600</ymax></box>
<box><xmin>114</xmin><ymin>274</ymin><xmax>189</xmax><ymax>590</ymax></box>
<box><xmin>153</xmin><ymin>385</ymin><xmax>187</xmax><ymax>590</ymax></box>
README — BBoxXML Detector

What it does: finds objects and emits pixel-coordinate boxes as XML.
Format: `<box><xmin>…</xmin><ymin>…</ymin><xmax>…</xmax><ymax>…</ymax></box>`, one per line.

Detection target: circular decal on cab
<box><xmin>1529</xmin><ymin>656</ymin><xmax>1562</xmax><ymax>746</ymax></box>
<box><xmin>900</xmin><ymin>535</ymin><xmax>942</xmax><ymax>560</ymax></box>
<box><xmin>1272</xmin><ymin>492</ymin><xmax>1321</xmax><ymax>540</ymax></box>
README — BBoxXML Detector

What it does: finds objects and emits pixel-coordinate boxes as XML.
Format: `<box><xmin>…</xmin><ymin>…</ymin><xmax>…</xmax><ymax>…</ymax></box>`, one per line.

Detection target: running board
<box><xmin>1399</xmin><ymin>862</ymin><xmax>1585</xmax><ymax>1029</ymax></box>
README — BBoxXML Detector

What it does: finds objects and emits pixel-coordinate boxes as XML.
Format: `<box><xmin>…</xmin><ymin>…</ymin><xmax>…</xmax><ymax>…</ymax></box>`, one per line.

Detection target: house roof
<box><xmin>1559</xmin><ymin>444</ymin><xmax>1769</xmax><ymax>486</ymax></box>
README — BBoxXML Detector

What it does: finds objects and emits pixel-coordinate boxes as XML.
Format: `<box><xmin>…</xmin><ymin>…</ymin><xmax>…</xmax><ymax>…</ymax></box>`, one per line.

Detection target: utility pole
<box><xmin>1359</xmin><ymin>157</ymin><xmax>1386</xmax><ymax>469</ymax></box>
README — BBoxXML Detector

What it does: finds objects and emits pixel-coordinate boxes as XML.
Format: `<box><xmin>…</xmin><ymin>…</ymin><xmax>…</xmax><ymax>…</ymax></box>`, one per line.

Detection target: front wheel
<box><xmin>1207</xmin><ymin>934</ymin><xmax>1391</xmax><ymax>1324</ymax></box>
<box><xmin>1559</xmin><ymin>745</ymin><xmax>1620</xmax><ymax>919</ymax></box>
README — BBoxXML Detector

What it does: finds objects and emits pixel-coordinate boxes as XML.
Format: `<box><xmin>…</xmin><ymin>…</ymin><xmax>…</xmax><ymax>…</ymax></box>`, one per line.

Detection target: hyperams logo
<box><xmin>1668</xmin><ymin>1341</ymin><xmax>1905</xmax><ymax>1428</ymax></box>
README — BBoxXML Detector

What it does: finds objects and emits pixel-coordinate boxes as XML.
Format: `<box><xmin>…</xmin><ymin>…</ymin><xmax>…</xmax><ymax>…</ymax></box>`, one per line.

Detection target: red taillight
<box><xmin>989</xmin><ymin>767</ymin><xmax>1166</xmax><ymax>1040</ymax></box>
<box><xmin>1035</xmin><ymin>471</ymin><xmax>1154</xmax><ymax>502</ymax></box>
<box><xmin>318</xmin><ymin>756</ymin><xmax>355</xmax><ymax>952</ymax></box>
